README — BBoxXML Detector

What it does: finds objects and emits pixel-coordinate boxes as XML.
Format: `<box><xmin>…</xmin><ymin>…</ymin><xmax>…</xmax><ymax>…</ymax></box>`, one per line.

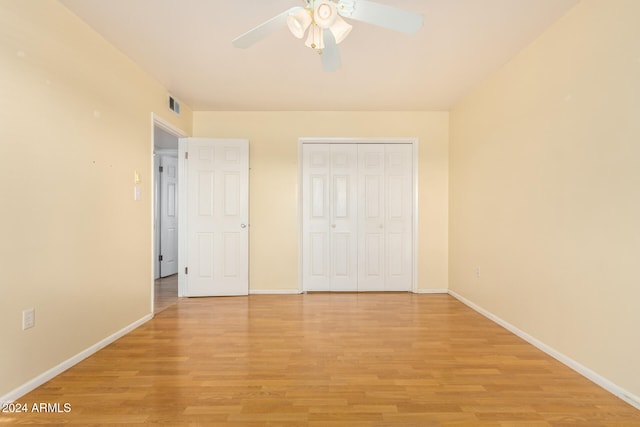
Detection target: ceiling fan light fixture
<box><xmin>329</xmin><ymin>15</ymin><xmax>352</xmax><ymax>44</ymax></box>
<box><xmin>232</xmin><ymin>0</ymin><xmax>424</xmax><ymax>72</ymax></box>
<box><xmin>286</xmin><ymin>8</ymin><xmax>312</xmax><ymax>39</ymax></box>
<box><xmin>314</xmin><ymin>1</ymin><xmax>338</xmax><ymax>29</ymax></box>
<box><xmin>305</xmin><ymin>24</ymin><xmax>324</xmax><ymax>50</ymax></box>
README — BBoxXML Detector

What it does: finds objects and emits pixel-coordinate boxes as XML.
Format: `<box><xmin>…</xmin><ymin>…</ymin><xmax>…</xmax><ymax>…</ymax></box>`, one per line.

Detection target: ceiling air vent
<box><xmin>168</xmin><ymin>95</ymin><xmax>180</xmax><ymax>115</ymax></box>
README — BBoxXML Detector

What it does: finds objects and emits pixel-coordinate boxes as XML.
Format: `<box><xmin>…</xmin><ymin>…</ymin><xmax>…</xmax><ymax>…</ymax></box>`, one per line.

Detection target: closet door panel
<box><xmin>302</xmin><ymin>145</ymin><xmax>331</xmax><ymax>291</ymax></box>
<box><xmin>358</xmin><ymin>144</ymin><xmax>385</xmax><ymax>291</ymax></box>
<box><xmin>330</xmin><ymin>145</ymin><xmax>358</xmax><ymax>291</ymax></box>
<box><xmin>385</xmin><ymin>144</ymin><xmax>413</xmax><ymax>291</ymax></box>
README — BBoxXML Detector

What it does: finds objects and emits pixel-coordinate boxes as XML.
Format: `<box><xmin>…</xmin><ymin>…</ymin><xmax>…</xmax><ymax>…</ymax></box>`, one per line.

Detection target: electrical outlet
<box><xmin>475</xmin><ymin>267</ymin><xmax>480</xmax><ymax>278</ymax></box>
<box><xmin>22</xmin><ymin>308</ymin><xmax>35</xmax><ymax>330</ymax></box>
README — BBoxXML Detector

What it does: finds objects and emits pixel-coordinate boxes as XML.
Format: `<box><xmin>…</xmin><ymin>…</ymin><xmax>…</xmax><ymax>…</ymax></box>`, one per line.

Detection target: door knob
<box><xmin>331</xmin><ymin>224</ymin><xmax>336</xmax><ymax>228</ymax></box>
<box><xmin>241</xmin><ymin>224</ymin><xmax>247</xmax><ymax>229</ymax></box>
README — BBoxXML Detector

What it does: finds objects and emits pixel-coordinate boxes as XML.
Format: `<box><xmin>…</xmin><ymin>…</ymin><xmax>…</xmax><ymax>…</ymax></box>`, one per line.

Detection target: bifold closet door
<box><xmin>358</xmin><ymin>144</ymin><xmax>413</xmax><ymax>291</ymax></box>
<box><xmin>302</xmin><ymin>143</ymin><xmax>412</xmax><ymax>292</ymax></box>
<box><xmin>302</xmin><ymin>144</ymin><xmax>358</xmax><ymax>291</ymax></box>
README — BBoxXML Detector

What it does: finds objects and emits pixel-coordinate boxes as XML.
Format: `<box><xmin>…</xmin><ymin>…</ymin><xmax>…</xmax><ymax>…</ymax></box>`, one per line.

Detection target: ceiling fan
<box><xmin>232</xmin><ymin>0</ymin><xmax>424</xmax><ymax>72</ymax></box>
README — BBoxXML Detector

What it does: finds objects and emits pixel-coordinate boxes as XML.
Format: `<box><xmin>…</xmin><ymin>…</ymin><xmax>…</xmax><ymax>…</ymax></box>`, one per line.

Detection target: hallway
<box><xmin>154</xmin><ymin>274</ymin><xmax>178</xmax><ymax>314</ymax></box>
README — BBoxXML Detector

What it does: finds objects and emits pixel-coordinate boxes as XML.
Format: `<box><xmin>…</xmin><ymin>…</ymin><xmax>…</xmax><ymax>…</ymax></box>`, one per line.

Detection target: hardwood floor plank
<box><xmin>3</xmin><ymin>294</ymin><xmax>639</xmax><ymax>426</ymax></box>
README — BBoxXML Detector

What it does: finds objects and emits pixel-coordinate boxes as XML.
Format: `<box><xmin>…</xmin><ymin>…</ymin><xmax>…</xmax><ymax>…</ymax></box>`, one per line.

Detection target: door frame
<box><xmin>151</xmin><ymin>113</ymin><xmax>187</xmax><ymax>311</ymax></box>
<box><xmin>297</xmin><ymin>137</ymin><xmax>419</xmax><ymax>293</ymax></box>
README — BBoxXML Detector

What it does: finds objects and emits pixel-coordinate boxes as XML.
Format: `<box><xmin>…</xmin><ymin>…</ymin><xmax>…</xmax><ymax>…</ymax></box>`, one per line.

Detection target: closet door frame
<box><xmin>298</xmin><ymin>137</ymin><xmax>419</xmax><ymax>293</ymax></box>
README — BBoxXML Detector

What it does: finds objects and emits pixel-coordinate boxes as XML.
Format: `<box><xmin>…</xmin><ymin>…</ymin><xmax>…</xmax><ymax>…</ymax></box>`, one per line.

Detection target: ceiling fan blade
<box><xmin>232</xmin><ymin>7</ymin><xmax>303</xmax><ymax>48</ymax></box>
<box><xmin>322</xmin><ymin>30</ymin><xmax>341</xmax><ymax>72</ymax></box>
<box><xmin>338</xmin><ymin>0</ymin><xmax>423</xmax><ymax>34</ymax></box>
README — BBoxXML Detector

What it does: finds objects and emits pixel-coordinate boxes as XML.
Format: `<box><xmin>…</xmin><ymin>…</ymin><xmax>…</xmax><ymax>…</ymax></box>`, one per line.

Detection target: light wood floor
<box><xmin>8</xmin><ymin>294</ymin><xmax>640</xmax><ymax>426</ymax></box>
<box><xmin>154</xmin><ymin>274</ymin><xmax>178</xmax><ymax>314</ymax></box>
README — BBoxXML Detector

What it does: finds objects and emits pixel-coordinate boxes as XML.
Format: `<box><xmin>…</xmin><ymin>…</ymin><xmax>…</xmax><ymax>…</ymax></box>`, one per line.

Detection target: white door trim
<box><xmin>151</xmin><ymin>114</ymin><xmax>187</xmax><ymax>311</ymax></box>
<box><xmin>298</xmin><ymin>137</ymin><xmax>419</xmax><ymax>293</ymax></box>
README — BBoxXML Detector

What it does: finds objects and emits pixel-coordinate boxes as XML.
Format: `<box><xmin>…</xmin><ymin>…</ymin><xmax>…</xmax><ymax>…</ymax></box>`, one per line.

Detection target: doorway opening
<box><xmin>151</xmin><ymin>114</ymin><xmax>187</xmax><ymax>313</ymax></box>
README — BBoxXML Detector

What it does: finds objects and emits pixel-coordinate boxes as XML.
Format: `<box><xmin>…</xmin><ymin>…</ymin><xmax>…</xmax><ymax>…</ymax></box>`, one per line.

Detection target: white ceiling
<box><xmin>59</xmin><ymin>0</ymin><xmax>579</xmax><ymax>111</ymax></box>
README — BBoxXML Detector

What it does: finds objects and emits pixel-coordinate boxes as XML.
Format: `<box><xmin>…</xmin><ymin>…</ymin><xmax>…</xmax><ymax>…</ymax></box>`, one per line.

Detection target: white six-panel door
<box><xmin>182</xmin><ymin>138</ymin><xmax>249</xmax><ymax>296</ymax></box>
<box><xmin>160</xmin><ymin>155</ymin><xmax>179</xmax><ymax>277</ymax></box>
<box><xmin>302</xmin><ymin>143</ymin><xmax>413</xmax><ymax>292</ymax></box>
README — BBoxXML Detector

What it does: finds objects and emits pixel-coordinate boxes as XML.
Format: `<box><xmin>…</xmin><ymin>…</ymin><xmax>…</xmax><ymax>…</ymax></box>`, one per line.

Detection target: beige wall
<box><xmin>450</xmin><ymin>0</ymin><xmax>640</xmax><ymax>398</ymax></box>
<box><xmin>193</xmin><ymin>111</ymin><xmax>449</xmax><ymax>292</ymax></box>
<box><xmin>0</xmin><ymin>1</ymin><xmax>192</xmax><ymax>396</ymax></box>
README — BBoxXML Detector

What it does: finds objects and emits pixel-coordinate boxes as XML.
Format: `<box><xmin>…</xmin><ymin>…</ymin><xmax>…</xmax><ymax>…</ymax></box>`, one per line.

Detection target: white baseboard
<box><xmin>448</xmin><ymin>290</ymin><xmax>640</xmax><ymax>411</ymax></box>
<box><xmin>414</xmin><ymin>288</ymin><xmax>449</xmax><ymax>294</ymax></box>
<box><xmin>0</xmin><ymin>313</ymin><xmax>153</xmax><ymax>404</ymax></box>
<box><xmin>249</xmin><ymin>289</ymin><xmax>302</xmax><ymax>295</ymax></box>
